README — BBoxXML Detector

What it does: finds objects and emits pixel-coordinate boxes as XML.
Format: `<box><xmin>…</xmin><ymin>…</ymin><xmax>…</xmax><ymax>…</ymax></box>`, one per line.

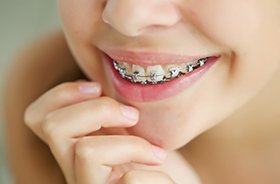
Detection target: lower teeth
<box><xmin>113</xmin><ymin>58</ymin><xmax>208</xmax><ymax>85</ymax></box>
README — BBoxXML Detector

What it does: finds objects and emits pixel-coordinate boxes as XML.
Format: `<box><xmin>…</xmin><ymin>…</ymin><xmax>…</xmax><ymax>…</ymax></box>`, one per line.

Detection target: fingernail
<box><xmin>79</xmin><ymin>83</ymin><xmax>101</xmax><ymax>94</ymax></box>
<box><xmin>120</xmin><ymin>105</ymin><xmax>139</xmax><ymax>122</ymax></box>
<box><xmin>152</xmin><ymin>145</ymin><xmax>167</xmax><ymax>161</ymax></box>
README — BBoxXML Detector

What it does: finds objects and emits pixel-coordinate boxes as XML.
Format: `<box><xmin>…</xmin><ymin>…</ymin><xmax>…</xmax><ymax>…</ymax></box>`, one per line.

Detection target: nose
<box><xmin>102</xmin><ymin>0</ymin><xmax>181</xmax><ymax>37</ymax></box>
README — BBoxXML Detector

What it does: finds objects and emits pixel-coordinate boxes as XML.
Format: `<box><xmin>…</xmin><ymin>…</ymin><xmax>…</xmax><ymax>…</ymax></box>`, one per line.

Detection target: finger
<box><xmin>119</xmin><ymin>170</ymin><xmax>175</xmax><ymax>184</ymax></box>
<box><xmin>40</xmin><ymin>96</ymin><xmax>139</xmax><ymax>173</ymax></box>
<box><xmin>24</xmin><ymin>81</ymin><xmax>102</xmax><ymax>133</ymax></box>
<box><xmin>74</xmin><ymin>136</ymin><xmax>167</xmax><ymax>184</ymax></box>
<box><xmin>41</xmin><ymin>97</ymin><xmax>139</xmax><ymax>143</ymax></box>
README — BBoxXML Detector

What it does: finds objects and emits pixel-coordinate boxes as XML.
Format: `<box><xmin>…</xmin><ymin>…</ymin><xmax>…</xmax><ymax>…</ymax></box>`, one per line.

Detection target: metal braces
<box><xmin>113</xmin><ymin>57</ymin><xmax>208</xmax><ymax>85</ymax></box>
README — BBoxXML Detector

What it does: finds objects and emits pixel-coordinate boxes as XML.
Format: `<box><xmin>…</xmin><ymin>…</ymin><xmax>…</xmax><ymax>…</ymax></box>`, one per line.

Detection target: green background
<box><xmin>0</xmin><ymin>0</ymin><xmax>60</xmax><ymax>183</ymax></box>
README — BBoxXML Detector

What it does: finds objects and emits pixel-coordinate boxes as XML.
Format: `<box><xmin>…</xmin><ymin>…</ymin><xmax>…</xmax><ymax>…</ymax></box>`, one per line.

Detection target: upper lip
<box><xmin>103</xmin><ymin>49</ymin><xmax>218</xmax><ymax>66</ymax></box>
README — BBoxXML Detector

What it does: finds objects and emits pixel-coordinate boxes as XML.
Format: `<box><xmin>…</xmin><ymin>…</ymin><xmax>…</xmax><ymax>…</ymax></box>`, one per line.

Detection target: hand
<box><xmin>24</xmin><ymin>81</ymin><xmax>175</xmax><ymax>184</ymax></box>
<box><xmin>117</xmin><ymin>170</ymin><xmax>175</xmax><ymax>184</ymax></box>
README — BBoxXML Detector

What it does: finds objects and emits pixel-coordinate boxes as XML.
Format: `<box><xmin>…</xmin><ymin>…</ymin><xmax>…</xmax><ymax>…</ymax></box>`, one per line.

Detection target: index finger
<box><xmin>24</xmin><ymin>81</ymin><xmax>101</xmax><ymax>133</ymax></box>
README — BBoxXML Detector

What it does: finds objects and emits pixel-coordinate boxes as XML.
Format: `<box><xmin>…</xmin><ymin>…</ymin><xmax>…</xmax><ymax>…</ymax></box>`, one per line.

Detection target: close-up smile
<box><xmin>4</xmin><ymin>0</ymin><xmax>280</xmax><ymax>184</ymax></box>
<box><xmin>102</xmin><ymin>50</ymin><xmax>220</xmax><ymax>102</ymax></box>
<box><xmin>112</xmin><ymin>57</ymin><xmax>208</xmax><ymax>85</ymax></box>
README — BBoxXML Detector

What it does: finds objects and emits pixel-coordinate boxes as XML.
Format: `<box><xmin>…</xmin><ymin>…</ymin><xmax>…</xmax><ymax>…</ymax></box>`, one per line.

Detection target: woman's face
<box><xmin>58</xmin><ymin>0</ymin><xmax>280</xmax><ymax>150</ymax></box>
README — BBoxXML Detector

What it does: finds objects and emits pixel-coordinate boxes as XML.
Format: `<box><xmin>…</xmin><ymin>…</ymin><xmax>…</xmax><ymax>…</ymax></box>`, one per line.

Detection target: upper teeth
<box><xmin>113</xmin><ymin>57</ymin><xmax>208</xmax><ymax>84</ymax></box>
<box><xmin>146</xmin><ymin>65</ymin><xmax>165</xmax><ymax>83</ymax></box>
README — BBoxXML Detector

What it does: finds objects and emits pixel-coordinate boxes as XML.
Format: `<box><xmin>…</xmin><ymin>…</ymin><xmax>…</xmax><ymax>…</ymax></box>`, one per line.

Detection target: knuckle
<box><xmin>23</xmin><ymin>82</ymin><xmax>76</xmax><ymax>128</ymax></box>
<box><xmin>42</xmin><ymin>112</ymin><xmax>60</xmax><ymax>141</ymax></box>
<box><xmin>75</xmin><ymin>138</ymin><xmax>95</xmax><ymax>162</ymax></box>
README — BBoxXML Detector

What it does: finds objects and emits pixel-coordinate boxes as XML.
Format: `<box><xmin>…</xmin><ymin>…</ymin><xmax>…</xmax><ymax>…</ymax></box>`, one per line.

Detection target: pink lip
<box><xmin>104</xmin><ymin>49</ymin><xmax>217</xmax><ymax>66</ymax></box>
<box><xmin>102</xmin><ymin>52</ymin><xmax>220</xmax><ymax>102</ymax></box>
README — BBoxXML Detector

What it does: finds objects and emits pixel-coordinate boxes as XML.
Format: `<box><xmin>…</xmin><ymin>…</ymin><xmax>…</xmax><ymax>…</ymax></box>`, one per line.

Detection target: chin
<box><xmin>126</xmin><ymin>120</ymin><xmax>193</xmax><ymax>150</ymax></box>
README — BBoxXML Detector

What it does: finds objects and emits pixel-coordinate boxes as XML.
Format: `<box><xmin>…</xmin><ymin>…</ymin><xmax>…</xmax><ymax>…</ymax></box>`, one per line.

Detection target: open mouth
<box><xmin>102</xmin><ymin>49</ymin><xmax>219</xmax><ymax>102</ymax></box>
<box><xmin>112</xmin><ymin>57</ymin><xmax>208</xmax><ymax>85</ymax></box>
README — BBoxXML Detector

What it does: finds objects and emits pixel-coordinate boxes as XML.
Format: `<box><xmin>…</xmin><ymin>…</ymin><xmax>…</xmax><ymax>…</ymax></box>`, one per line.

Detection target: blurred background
<box><xmin>1</xmin><ymin>1</ymin><xmax>280</xmax><ymax>184</ymax></box>
<box><xmin>0</xmin><ymin>0</ymin><xmax>60</xmax><ymax>183</ymax></box>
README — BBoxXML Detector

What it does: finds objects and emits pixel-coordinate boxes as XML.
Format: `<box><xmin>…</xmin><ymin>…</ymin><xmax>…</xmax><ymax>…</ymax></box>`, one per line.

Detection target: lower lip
<box><xmin>103</xmin><ymin>54</ymin><xmax>219</xmax><ymax>102</ymax></box>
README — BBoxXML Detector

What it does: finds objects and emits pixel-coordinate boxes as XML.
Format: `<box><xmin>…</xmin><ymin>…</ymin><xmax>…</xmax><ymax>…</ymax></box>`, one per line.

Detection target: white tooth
<box><xmin>164</xmin><ymin>64</ymin><xmax>175</xmax><ymax>78</ymax></box>
<box><xmin>146</xmin><ymin>65</ymin><xmax>164</xmax><ymax>83</ymax></box>
<box><xmin>178</xmin><ymin>63</ymin><xmax>188</xmax><ymax>74</ymax></box>
<box><xmin>132</xmin><ymin>65</ymin><xmax>146</xmax><ymax>83</ymax></box>
<box><xmin>165</xmin><ymin>65</ymin><xmax>182</xmax><ymax>78</ymax></box>
<box><xmin>179</xmin><ymin>61</ymin><xmax>193</xmax><ymax>73</ymax></box>
<box><xmin>116</xmin><ymin>61</ymin><xmax>125</xmax><ymax>69</ymax></box>
<box><xmin>192</xmin><ymin>62</ymin><xmax>200</xmax><ymax>68</ymax></box>
<box><xmin>117</xmin><ymin>62</ymin><xmax>132</xmax><ymax>74</ymax></box>
<box><xmin>164</xmin><ymin>64</ymin><xmax>182</xmax><ymax>78</ymax></box>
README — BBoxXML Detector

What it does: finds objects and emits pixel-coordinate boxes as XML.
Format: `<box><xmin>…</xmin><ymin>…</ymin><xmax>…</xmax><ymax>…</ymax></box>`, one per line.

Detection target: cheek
<box><xmin>58</xmin><ymin>0</ymin><xmax>109</xmax><ymax>82</ymax></box>
<box><xmin>187</xmin><ymin>0</ymin><xmax>280</xmax><ymax>90</ymax></box>
<box><xmin>58</xmin><ymin>0</ymin><xmax>104</xmax><ymax>42</ymax></box>
<box><xmin>186</xmin><ymin>0</ymin><xmax>262</xmax><ymax>49</ymax></box>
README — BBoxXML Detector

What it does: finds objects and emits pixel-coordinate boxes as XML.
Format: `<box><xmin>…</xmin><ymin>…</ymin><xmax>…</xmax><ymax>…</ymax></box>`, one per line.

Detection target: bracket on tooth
<box><xmin>113</xmin><ymin>61</ymin><xmax>119</xmax><ymax>70</ymax></box>
<box><xmin>113</xmin><ymin>61</ymin><xmax>128</xmax><ymax>78</ymax></box>
<box><xmin>198</xmin><ymin>60</ymin><xmax>205</xmax><ymax>66</ymax></box>
<box><xmin>119</xmin><ymin>68</ymin><xmax>127</xmax><ymax>78</ymax></box>
<box><xmin>198</xmin><ymin>58</ymin><xmax>207</xmax><ymax>66</ymax></box>
<box><xmin>132</xmin><ymin>71</ymin><xmax>140</xmax><ymax>83</ymax></box>
<box><xmin>186</xmin><ymin>64</ymin><xmax>194</xmax><ymax>72</ymax></box>
<box><xmin>150</xmin><ymin>71</ymin><xmax>158</xmax><ymax>84</ymax></box>
<box><xmin>169</xmin><ymin>67</ymin><xmax>180</xmax><ymax>78</ymax></box>
<box><xmin>113</xmin><ymin>58</ymin><xmax>209</xmax><ymax>85</ymax></box>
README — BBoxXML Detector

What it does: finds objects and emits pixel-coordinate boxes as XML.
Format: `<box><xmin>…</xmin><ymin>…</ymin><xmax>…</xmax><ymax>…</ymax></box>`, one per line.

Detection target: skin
<box><xmin>58</xmin><ymin>0</ymin><xmax>280</xmax><ymax>149</ymax></box>
<box><xmin>3</xmin><ymin>0</ymin><xmax>280</xmax><ymax>183</ymax></box>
